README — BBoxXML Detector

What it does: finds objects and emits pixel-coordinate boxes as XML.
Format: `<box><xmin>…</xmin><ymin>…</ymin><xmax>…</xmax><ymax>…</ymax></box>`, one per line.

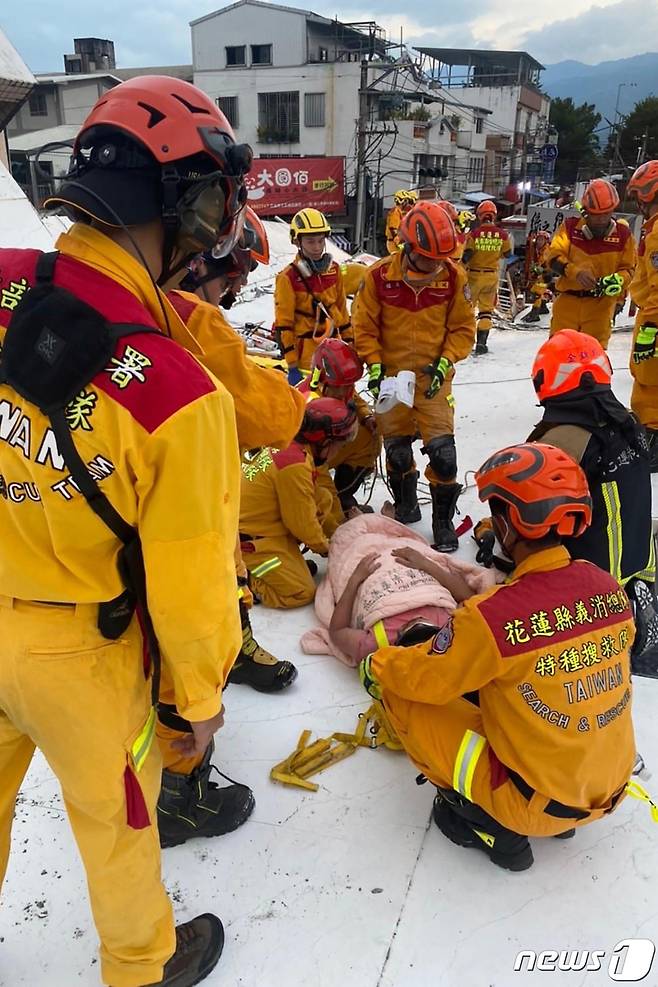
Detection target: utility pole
<box><xmin>354</xmin><ymin>59</ymin><xmax>369</xmax><ymax>251</ymax></box>
<box><xmin>370</xmin><ymin>150</ymin><xmax>382</xmax><ymax>253</ymax></box>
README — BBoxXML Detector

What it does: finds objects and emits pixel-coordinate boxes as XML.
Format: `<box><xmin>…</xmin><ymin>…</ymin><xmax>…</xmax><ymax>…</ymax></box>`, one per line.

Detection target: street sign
<box><xmin>539</xmin><ymin>144</ymin><xmax>559</xmax><ymax>162</ymax></box>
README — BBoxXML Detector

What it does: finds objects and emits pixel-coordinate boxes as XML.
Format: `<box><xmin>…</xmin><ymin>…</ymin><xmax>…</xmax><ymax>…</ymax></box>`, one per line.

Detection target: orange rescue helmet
<box><xmin>531</xmin><ymin>329</ymin><xmax>612</xmax><ymax>403</ymax></box>
<box><xmin>627</xmin><ymin>160</ymin><xmax>658</xmax><ymax>205</ymax></box>
<box><xmin>310</xmin><ymin>339</ymin><xmax>362</xmax><ymax>389</ymax></box>
<box><xmin>47</xmin><ymin>76</ymin><xmax>252</xmax><ymax>261</ymax></box>
<box><xmin>476</xmin><ymin>442</ymin><xmax>592</xmax><ymax>540</ymax></box>
<box><xmin>437</xmin><ymin>199</ymin><xmax>459</xmax><ymax>222</ymax></box>
<box><xmin>581</xmin><ymin>178</ymin><xmax>619</xmax><ymax>215</ymax></box>
<box><xmin>476</xmin><ymin>200</ymin><xmax>497</xmax><ymax>220</ymax></box>
<box><xmin>398</xmin><ymin>201</ymin><xmax>457</xmax><ymax>261</ymax></box>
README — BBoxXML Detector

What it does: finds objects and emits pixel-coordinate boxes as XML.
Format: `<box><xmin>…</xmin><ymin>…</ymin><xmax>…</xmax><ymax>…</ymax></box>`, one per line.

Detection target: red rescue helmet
<box><xmin>627</xmin><ymin>160</ymin><xmax>658</xmax><ymax>205</ymax></box>
<box><xmin>310</xmin><ymin>339</ymin><xmax>363</xmax><ymax>389</ymax></box>
<box><xmin>298</xmin><ymin>398</ymin><xmax>358</xmax><ymax>445</ymax></box>
<box><xmin>476</xmin><ymin>442</ymin><xmax>592</xmax><ymax>540</ymax></box>
<box><xmin>581</xmin><ymin>178</ymin><xmax>619</xmax><ymax>215</ymax></box>
<box><xmin>531</xmin><ymin>329</ymin><xmax>612</xmax><ymax>402</ymax></box>
<box><xmin>398</xmin><ymin>201</ymin><xmax>457</xmax><ymax>261</ymax></box>
<box><xmin>476</xmin><ymin>200</ymin><xmax>497</xmax><ymax>220</ymax></box>
<box><xmin>46</xmin><ymin>76</ymin><xmax>252</xmax><ymax>264</ymax></box>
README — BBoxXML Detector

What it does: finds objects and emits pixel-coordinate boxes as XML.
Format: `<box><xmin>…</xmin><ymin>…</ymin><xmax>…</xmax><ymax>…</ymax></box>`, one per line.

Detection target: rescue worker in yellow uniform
<box><xmin>361</xmin><ymin>443</ymin><xmax>636</xmax><ymax>872</ymax></box>
<box><xmin>385</xmin><ymin>189</ymin><xmax>417</xmax><ymax>254</ymax></box>
<box><xmin>0</xmin><ymin>76</ymin><xmax>251</xmax><ymax>987</ymax></box>
<box><xmin>529</xmin><ymin>330</ymin><xmax>656</xmax><ymax>675</ymax></box>
<box><xmin>239</xmin><ymin>399</ymin><xmax>358</xmax><ymax>608</ymax></box>
<box><xmin>299</xmin><ymin>337</ymin><xmax>380</xmax><ymax>521</ymax></box>
<box><xmin>354</xmin><ymin>201</ymin><xmax>476</xmax><ymax>553</ymax></box>
<box><xmin>544</xmin><ymin>178</ymin><xmax>637</xmax><ymax>349</ymax></box>
<box><xmin>626</xmin><ymin>160</ymin><xmax>658</xmax><ymax>467</ymax></box>
<box><xmin>167</xmin><ymin>210</ymin><xmax>304</xmax><ymax>702</ymax></box>
<box><xmin>274</xmin><ymin>208</ymin><xmax>352</xmax><ymax>384</ymax></box>
<box><xmin>463</xmin><ymin>200</ymin><xmax>512</xmax><ymax>354</ymax></box>
<box><xmin>522</xmin><ymin>230</ymin><xmax>552</xmax><ymax>323</ymax></box>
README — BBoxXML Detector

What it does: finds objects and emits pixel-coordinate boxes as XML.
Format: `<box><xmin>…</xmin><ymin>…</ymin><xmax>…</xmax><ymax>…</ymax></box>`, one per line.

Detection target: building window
<box><xmin>468</xmin><ymin>156</ymin><xmax>485</xmax><ymax>183</ymax></box>
<box><xmin>251</xmin><ymin>44</ymin><xmax>272</xmax><ymax>65</ymax></box>
<box><xmin>217</xmin><ymin>96</ymin><xmax>238</xmax><ymax>128</ymax></box>
<box><xmin>304</xmin><ymin>92</ymin><xmax>325</xmax><ymax>127</ymax></box>
<box><xmin>475</xmin><ymin>116</ymin><xmax>484</xmax><ymax>134</ymax></box>
<box><xmin>257</xmin><ymin>91</ymin><xmax>299</xmax><ymax>143</ymax></box>
<box><xmin>319</xmin><ymin>46</ymin><xmax>329</xmax><ymax>62</ymax></box>
<box><xmin>226</xmin><ymin>46</ymin><xmax>246</xmax><ymax>67</ymax></box>
<box><xmin>29</xmin><ymin>91</ymin><xmax>48</xmax><ymax>117</ymax></box>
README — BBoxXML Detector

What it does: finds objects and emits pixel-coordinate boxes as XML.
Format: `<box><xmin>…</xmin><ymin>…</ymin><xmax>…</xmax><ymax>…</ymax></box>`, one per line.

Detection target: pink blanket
<box><xmin>300</xmin><ymin>513</ymin><xmax>497</xmax><ymax>664</ymax></box>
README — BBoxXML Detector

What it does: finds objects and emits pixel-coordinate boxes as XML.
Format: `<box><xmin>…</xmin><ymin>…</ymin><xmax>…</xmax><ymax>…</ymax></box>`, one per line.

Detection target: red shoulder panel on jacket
<box><xmin>0</xmin><ymin>248</ymin><xmax>216</xmax><ymax>433</ymax></box>
<box><xmin>272</xmin><ymin>443</ymin><xmax>307</xmax><ymax>469</ymax></box>
<box><xmin>167</xmin><ymin>289</ymin><xmax>199</xmax><ymax>325</ymax></box>
<box><xmin>476</xmin><ymin>561</ymin><xmax>629</xmax><ymax>659</ymax></box>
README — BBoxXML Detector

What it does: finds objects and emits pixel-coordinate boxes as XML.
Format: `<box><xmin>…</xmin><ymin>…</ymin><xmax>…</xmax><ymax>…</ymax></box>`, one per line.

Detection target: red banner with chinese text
<box><xmin>245</xmin><ymin>157</ymin><xmax>345</xmax><ymax>216</ymax></box>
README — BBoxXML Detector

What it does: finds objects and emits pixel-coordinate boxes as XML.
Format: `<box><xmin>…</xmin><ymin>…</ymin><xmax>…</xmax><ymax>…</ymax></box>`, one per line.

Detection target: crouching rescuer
<box><xmin>360</xmin><ymin>443</ymin><xmax>638</xmax><ymax>872</ymax></box>
<box><xmin>353</xmin><ymin>201</ymin><xmax>476</xmax><ymax>551</ymax></box>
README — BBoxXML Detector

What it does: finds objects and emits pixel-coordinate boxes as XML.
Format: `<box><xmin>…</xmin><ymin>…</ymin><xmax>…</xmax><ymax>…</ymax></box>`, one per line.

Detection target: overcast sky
<box><xmin>2</xmin><ymin>0</ymin><xmax>657</xmax><ymax>74</ymax></box>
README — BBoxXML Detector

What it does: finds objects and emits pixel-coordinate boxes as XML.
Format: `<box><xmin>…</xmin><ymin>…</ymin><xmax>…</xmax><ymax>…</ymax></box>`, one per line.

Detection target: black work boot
<box><xmin>522</xmin><ymin>310</ymin><xmax>541</xmax><ymax>324</ymax></box>
<box><xmin>430</xmin><ymin>482</ymin><xmax>462</xmax><ymax>553</ymax></box>
<box><xmin>538</xmin><ymin>299</ymin><xmax>550</xmax><ymax>315</ymax></box>
<box><xmin>646</xmin><ymin>428</ymin><xmax>658</xmax><ymax>473</ymax></box>
<box><xmin>144</xmin><ymin>913</ymin><xmax>224</xmax><ymax>986</ymax></box>
<box><xmin>334</xmin><ymin>463</ymin><xmax>374</xmax><ymax>514</ymax></box>
<box><xmin>388</xmin><ymin>470</ymin><xmax>422</xmax><ymax>524</ymax></box>
<box><xmin>228</xmin><ymin>601</ymin><xmax>298</xmax><ymax>693</ymax></box>
<box><xmin>157</xmin><ymin>742</ymin><xmax>255</xmax><ymax>848</ymax></box>
<box><xmin>474</xmin><ymin>329</ymin><xmax>490</xmax><ymax>355</ymax></box>
<box><xmin>433</xmin><ymin>789</ymin><xmax>533</xmax><ymax>871</ymax></box>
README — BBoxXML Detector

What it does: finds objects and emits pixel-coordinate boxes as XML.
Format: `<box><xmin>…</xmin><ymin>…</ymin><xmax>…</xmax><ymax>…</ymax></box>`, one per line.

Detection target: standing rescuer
<box><xmin>463</xmin><ymin>200</ymin><xmax>512</xmax><ymax>354</ymax></box>
<box><xmin>360</xmin><ymin>443</ymin><xmax>637</xmax><ymax>872</ymax></box>
<box><xmin>385</xmin><ymin>189</ymin><xmax>417</xmax><ymax>254</ymax></box>
<box><xmin>353</xmin><ymin>201</ymin><xmax>476</xmax><ymax>552</ymax></box>
<box><xmin>274</xmin><ymin>208</ymin><xmax>352</xmax><ymax>384</ymax></box>
<box><xmin>544</xmin><ymin>178</ymin><xmax>637</xmax><ymax>349</ymax></box>
<box><xmin>626</xmin><ymin>160</ymin><xmax>658</xmax><ymax>466</ymax></box>
<box><xmin>167</xmin><ymin>209</ymin><xmax>303</xmax><ymax>700</ymax></box>
<box><xmin>0</xmin><ymin>76</ymin><xmax>253</xmax><ymax>986</ymax></box>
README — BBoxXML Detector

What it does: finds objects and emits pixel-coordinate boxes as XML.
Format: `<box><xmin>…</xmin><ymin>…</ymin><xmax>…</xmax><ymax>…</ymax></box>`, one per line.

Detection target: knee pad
<box><xmin>384</xmin><ymin>435</ymin><xmax>414</xmax><ymax>473</ymax></box>
<box><xmin>423</xmin><ymin>435</ymin><xmax>457</xmax><ymax>481</ymax></box>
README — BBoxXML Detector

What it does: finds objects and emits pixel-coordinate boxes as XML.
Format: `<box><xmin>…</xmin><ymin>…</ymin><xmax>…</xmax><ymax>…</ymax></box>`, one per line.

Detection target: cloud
<box><xmin>1</xmin><ymin>0</ymin><xmax>655</xmax><ymax>74</ymax></box>
<box><xmin>517</xmin><ymin>0</ymin><xmax>658</xmax><ymax>64</ymax></box>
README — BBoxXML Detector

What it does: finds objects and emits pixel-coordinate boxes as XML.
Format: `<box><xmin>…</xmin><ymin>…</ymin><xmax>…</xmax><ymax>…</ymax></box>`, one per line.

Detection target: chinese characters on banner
<box><xmin>245</xmin><ymin>157</ymin><xmax>345</xmax><ymax>216</ymax></box>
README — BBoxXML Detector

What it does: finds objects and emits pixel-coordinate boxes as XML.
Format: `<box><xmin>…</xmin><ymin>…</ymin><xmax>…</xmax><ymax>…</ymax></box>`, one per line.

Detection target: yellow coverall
<box><xmin>239</xmin><ymin>443</ymin><xmax>333</xmax><ymax>608</ymax></box>
<box><xmin>385</xmin><ymin>205</ymin><xmax>403</xmax><ymax>254</ymax></box>
<box><xmin>340</xmin><ymin>261</ymin><xmax>369</xmax><ymax>297</ymax></box>
<box><xmin>353</xmin><ymin>251</ymin><xmax>475</xmax><ymax>484</ymax></box>
<box><xmin>464</xmin><ymin>222</ymin><xmax>512</xmax><ymax>330</ymax></box>
<box><xmin>0</xmin><ymin>224</ymin><xmax>241</xmax><ymax>986</ymax></box>
<box><xmin>163</xmin><ymin>289</ymin><xmax>306</xmax><ymax>767</ymax></box>
<box><xmin>274</xmin><ymin>257</ymin><xmax>352</xmax><ymax>370</ymax></box>
<box><xmin>368</xmin><ymin>547</ymin><xmax>635</xmax><ymax>837</ymax></box>
<box><xmin>545</xmin><ymin>217</ymin><xmax>637</xmax><ymax>349</ymax></box>
<box><xmin>629</xmin><ymin>213</ymin><xmax>658</xmax><ymax>428</ymax></box>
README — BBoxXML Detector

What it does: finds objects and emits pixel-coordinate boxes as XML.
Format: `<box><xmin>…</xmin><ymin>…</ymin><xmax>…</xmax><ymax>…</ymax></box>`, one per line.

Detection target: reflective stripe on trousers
<box><xmin>453</xmin><ymin>728</ymin><xmax>486</xmax><ymax>801</ymax></box>
<box><xmin>251</xmin><ymin>557</ymin><xmax>282</xmax><ymax>579</ymax></box>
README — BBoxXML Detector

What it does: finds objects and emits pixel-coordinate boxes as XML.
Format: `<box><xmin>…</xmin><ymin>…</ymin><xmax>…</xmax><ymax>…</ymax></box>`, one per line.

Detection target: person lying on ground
<box><xmin>329</xmin><ymin>548</ymin><xmax>475</xmax><ymax>665</ymax></box>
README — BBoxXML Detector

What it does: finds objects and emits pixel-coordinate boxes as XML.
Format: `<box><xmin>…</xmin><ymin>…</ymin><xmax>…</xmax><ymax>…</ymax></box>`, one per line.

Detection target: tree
<box><xmin>617</xmin><ymin>96</ymin><xmax>658</xmax><ymax>169</ymax></box>
<box><xmin>549</xmin><ymin>97</ymin><xmax>601</xmax><ymax>182</ymax></box>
